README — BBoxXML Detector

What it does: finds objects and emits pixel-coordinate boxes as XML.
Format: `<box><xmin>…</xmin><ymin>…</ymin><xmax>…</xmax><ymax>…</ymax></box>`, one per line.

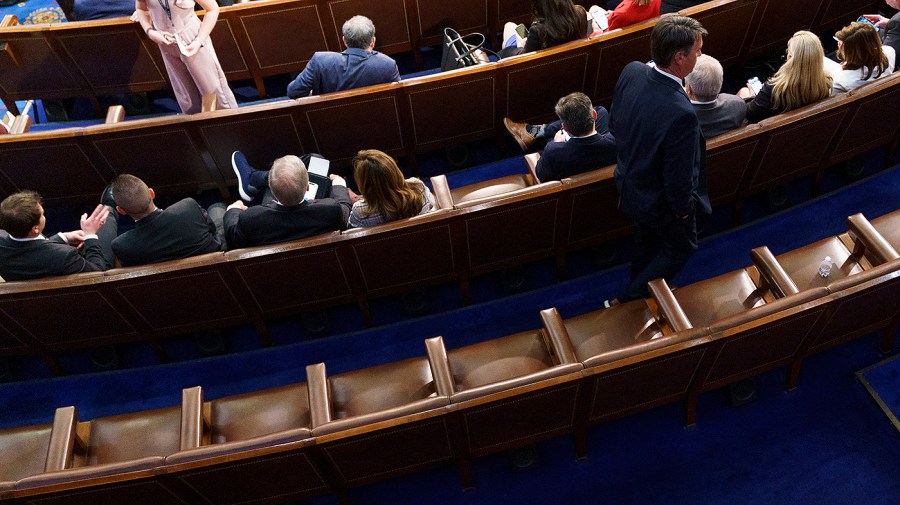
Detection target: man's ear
<box><xmin>342</xmin><ymin>36</ymin><xmax>348</xmax><ymax>48</ymax></box>
<box><xmin>148</xmin><ymin>188</ymin><xmax>156</xmax><ymax>200</ymax></box>
<box><xmin>369</xmin><ymin>36</ymin><xmax>376</xmax><ymax>50</ymax></box>
<box><xmin>115</xmin><ymin>206</ymin><xmax>127</xmax><ymax>216</ymax></box>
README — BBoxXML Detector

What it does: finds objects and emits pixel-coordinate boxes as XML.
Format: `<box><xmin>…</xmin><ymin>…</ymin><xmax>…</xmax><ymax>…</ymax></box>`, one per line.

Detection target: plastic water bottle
<box><xmin>818</xmin><ymin>256</ymin><xmax>834</xmax><ymax>278</ymax></box>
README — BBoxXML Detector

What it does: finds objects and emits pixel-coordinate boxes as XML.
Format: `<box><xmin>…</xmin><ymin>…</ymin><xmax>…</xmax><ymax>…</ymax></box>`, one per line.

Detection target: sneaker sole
<box><xmin>232</xmin><ymin>151</ymin><xmax>253</xmax><ymax>202</ymax></box>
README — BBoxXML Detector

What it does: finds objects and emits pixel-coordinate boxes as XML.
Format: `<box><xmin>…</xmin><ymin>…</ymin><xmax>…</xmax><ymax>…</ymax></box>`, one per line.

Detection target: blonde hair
<box><xmin>769</xmin><ymin>31</ymin><xmax>832</xmax><ymax>112</ymax></box>
<box><xmin>835</xmin><ymin>22</ymin><xmax>889</xmax><ymax>80</ymax></box>
<box><xmin>352</xmin><ymin>150</ymin><xmax>423</xmax><ymax>222</ymax></box>
<box><xmin>634</xmin><ymin>0</ymin><xmax>652</xmax><ymax>5</ymax></box>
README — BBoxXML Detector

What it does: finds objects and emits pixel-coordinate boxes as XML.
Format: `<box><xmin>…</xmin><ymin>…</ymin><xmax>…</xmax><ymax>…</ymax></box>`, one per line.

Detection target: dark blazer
<box><xmin>660</xmin><ymin>0</ymin><xmax>704</xmax><ymax>14</ymax></box>
<box><xmin>611</xmin><ymin>62</ymin><xmax>710</xmax><ymax>223</ymax></box>
<box><xmin>112</xmin><ymin>198</ymin><xmax>223</xmax><ymax>267</ymax></box>
<box><xmin>287</xmin><ymin>48</ymin><xmax>400</xmax><ymax>98</ymax></box>
<box><xmin>0</xmin><ymin>233</ymin><xmax>110</xmax><ymax>282</ymax></box>
<box><xmin>223</xmin><ymin>186</ymin><xmax>352</xmax><ymax>249</ymax></box>
<box><xmin>883</xmin><ymin>12</ymin><xmax>900</xmax><ymax>57</ymax></box>
<box><xmin>536</xmin><ymin>131</ymin><xmax>617</xmax><ymax>182</ymax></box>
<box><xmin>692</xmin><ymin>93</ymin><xmax>748</xmax><ymax>138</ymax></box>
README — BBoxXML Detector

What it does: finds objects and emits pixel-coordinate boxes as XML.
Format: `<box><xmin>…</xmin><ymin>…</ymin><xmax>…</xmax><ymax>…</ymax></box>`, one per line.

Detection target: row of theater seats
<box><xmin>0</xmin><ymin>0</ymin><xmax>875</xmax><ymax>114</ymax></box>
<box><xmin>1</xmin><ymin>66</ymin><xmax>899</xmax><ymax>374</ymax></box>
<box><xmin>1</xmin><ymin>209</ymin><xmax>898</xmax><ymax>505</ymax></box>
<box><xmin>1</xmin><ymin>0</ymin><xmax>895</xmax><ymax>210</ymax></box>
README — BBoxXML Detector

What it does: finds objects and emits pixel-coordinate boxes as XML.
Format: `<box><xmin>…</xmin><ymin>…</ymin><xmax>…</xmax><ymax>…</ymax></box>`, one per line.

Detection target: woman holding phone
<box><xmin>134</xmin><ymin>0</ymin><xmax>237</xmax><ymax>114</ymax></box>
<box><xmin>825</xmin><ymin>22</ymin><xmax>894</xmax><ymax>93</ymax></box>
<box><xmin>499</xmin><ymin>0</ymin><xmax>589</xmax><ymax>58</ymax></box>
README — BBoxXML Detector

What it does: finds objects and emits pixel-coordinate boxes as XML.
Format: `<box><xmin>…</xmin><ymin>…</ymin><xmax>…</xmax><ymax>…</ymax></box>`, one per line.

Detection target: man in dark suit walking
<box><xmin>111</xmin><ymin>174</ymin><xmax>225</xmax><ymax>267</ymax></box>
<box><xmin>607</xmin><ymin>15</ymin><xmax>711</xmax><ymax>305</ymax></box>
<box><xmin>0</xmin><ymin>190</ymin><xmax>116</xmax><ymax>281</ymax></box>
<box><xmin>225</xmin><ymin>154</ymin><xmax>352</xmax><ymax>249</ymax></box>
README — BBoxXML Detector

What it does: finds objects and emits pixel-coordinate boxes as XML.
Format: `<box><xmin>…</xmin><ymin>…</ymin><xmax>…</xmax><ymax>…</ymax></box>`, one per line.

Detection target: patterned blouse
<box><xmin>348</xmin><ymin>178</ymin><xmax>436</xmax><ymax>228</ymax></box>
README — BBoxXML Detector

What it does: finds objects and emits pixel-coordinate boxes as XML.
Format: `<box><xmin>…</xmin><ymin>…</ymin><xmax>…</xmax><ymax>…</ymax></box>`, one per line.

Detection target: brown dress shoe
<box><xmin>503</xmin><ymin>117</ymin><xmax>535</xmax><ymax>151</ymax></box>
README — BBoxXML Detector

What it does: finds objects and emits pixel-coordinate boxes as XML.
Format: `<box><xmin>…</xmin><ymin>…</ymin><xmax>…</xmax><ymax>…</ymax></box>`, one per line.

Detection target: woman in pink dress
<box><xmin>134</xmin><ymin>0</ymin><xmax>238</xmax><ymax>113</ymax></box>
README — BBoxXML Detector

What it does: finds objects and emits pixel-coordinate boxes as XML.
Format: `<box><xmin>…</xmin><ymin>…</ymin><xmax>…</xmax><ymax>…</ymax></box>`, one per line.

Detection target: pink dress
<box><xmin>145</xmin><ymin>0</ymin><xmax>238</xmax><ymax>113</ymax></box>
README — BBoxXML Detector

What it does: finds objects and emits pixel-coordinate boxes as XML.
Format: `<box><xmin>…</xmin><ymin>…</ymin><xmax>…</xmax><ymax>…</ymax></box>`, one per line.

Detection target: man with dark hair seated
<box><xmin>684</xmin><ymin>54</ymin><xmax>747</xmax><ymax>138</ymax></box>
<box><xmin>225</xmin><ymin>154</ymin><xmax>352</xmax><ymax>249</ymax></box>
<box><xmin>0</xmin><ymin>189</ymin><xmax>116</xmax><ymax>281</ymax></box>
<box><xmin>287</xmin><ymin>15</ymin><xmax>400</xmax><ymax>98</ymax></box>
<box><xmin>502</xmin><ymin>92</ymin><xmax>617</xmax><ymax>181</ymax></box>
<box><xmin>110</xmin><ymin>174</ymin><xmax>225</xmax><ymax>267</ymax></box>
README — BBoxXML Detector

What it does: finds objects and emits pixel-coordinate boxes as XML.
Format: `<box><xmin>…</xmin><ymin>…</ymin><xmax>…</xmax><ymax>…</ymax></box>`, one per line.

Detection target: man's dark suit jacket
<box><xmin>611</xmin><ymin>62</ymin><xmax>710</xmax><ymax>224</ymax></box>
<box><xmin>223</xmin><ymin>186</ymin><xmax>352</xmax><ymax>249</ymax></box>
<box><xmin>535</xmin><ymin>131</ymin><xmax>617</xmax><ymax>182</ymax></box>
<box><xmin>112</xmin><ymin>198</ymin><xmax>223</xmax><ymax>267</ymax></box>
<box><xmin>0</xmin><ymin>233</ymin><xmax>109</xmax><ymax>281</ymax></box>
<box><xmin>692</xmin><ymin>93</ymin><xmax>748</xmax><ymax>139</ymax></box>
<box><xmin>287</xmin><ymin>48</ymin><xmax>400</xmax><ymax>98</ymax></box>
<box><xmin>883</xmin><ymin>12</ymin><xmax>900</xmax><ymax>56</ymax></box>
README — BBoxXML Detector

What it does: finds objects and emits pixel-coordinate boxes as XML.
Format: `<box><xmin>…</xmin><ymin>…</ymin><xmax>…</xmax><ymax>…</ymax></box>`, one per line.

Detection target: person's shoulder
<box><xmin>718</xmin><ymin>93</ymin><xmax>746</xmax><ymax>106</ymax></box>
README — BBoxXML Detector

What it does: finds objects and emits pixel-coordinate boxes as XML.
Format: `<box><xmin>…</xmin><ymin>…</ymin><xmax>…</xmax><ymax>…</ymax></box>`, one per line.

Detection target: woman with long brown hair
<box><xmin>349</xmin><ymin>150</ymin><xmax>435</xmax><ymax>228</ymax></box>
<box><xmin>826</xmin><ymin>22</ymin><xmax>895</xmax><ymax>93</ymax></box>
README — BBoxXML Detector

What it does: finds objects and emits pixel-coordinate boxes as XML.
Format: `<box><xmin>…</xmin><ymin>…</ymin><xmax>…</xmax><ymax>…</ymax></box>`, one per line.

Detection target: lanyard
<box><xmin>156</xmin><ymin>0</ymin><xmax>172</xmax><ymax>21</ymax></box>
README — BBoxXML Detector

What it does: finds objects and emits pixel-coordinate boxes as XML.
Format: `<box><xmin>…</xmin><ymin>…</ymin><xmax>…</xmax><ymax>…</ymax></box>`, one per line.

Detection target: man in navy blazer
<box><xmin>532</xmin><ymin>92</ymin><xmax>617</xmax><ymax>182</ymax></box>
<box><xmin>608</xmin><ymin>15</ymin><xmax>711</xmax><ymax>305</ymax></box>
<box><xmin>0</xmin><ymin>190</ymin><xmax>116</xmax><ymax>281</ymax></box>
<box><xmin>287</xmin><ymin>15</ymin><xmax>400</xmax><ymax>98</ymax></box>
<box><xmin>224</xmin><ymin>155</ymin><xmax>352</xmax><ymax>249</ymax></box>
<box><xmin>111</xmin><ymin>174</ymin><xmax>225</xmax><ymax>267</ymax></box>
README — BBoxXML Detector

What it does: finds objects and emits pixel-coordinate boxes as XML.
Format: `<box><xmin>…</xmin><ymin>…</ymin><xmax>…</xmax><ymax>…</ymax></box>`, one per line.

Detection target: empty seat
<box><xmin>165</xmin><ymin>383</ymin><xmax>327</xmax><ymax>505</ymax></box>
<box><xmin>14</xmin><ymin>388</ymin><xmax>202</xmax><ymax>505</ymax></box>
<box><xmin>430</xmin><ymin>173</ymin><xmax>536</xmax><ymax>208</ymax></box>
<box><xmin>0</xmin><ymin>417</ymin><xmax>56</xmax><ymax>496</ymax></box>
<box><xmin>306</xmin><ymin>353</ymin><xmax>453</xmax><ymax>487</ymax></box>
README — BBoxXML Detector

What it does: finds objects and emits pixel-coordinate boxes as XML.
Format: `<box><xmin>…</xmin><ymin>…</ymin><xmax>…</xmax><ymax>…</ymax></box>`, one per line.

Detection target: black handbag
<box><xmin>440</xmin><ymin>27</ymin><xmax>491</xmax><ymax>72</ymax></box>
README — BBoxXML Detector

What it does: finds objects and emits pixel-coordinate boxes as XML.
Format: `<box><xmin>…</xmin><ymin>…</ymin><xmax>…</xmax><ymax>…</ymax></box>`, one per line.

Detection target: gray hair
<box><xmin>269</xmin><ymin>155</ymin><xmax>309</xmax><ymax>206</ymax></box>
<box><xmin>685</xmin><ymin>54</ymin><xmax>723</xmax><ymax>101</ymax></box>
<box><xmin>342</xmin><ymin>15</ymin><xmax>376</xmax><ymax>49</ymax></box>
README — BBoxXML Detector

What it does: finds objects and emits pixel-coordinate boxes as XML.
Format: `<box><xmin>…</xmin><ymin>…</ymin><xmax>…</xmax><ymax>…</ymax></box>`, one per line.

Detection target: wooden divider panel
<box><xmin>705</xmin><ymin>131</ymin><xmax>761</xmax><ymax>206</ymax></box>
<box><xmin>413</xmin><ymin>0</ymin><xmax>490</xmax><ymax>47</ymax></box>
<box><xmin>207</xmin><ymin>18</ymin><xmax>251</xmax><ymax>81</ymax></box>
<box><xmin>51</xmin><ymin>24</ymin><xmax>168</xmax><ymax>95</ymax></box>
<box><xmin>324</xmin><ymin>0</ymin><xmax>414</xmax><ymax>55</ymax></box>
<box><xmin>747</xmin><ymin>0</ymin><xmax>823</xmax><ymax>57</ymax></box>
<box><xmin>825</xmin><ymin>75</ymin><xmax>900</xmax><ymax>166</ymax></box>
<box><xmin>590</xmin><ymin>23</ymin><xmax>653</xmax><ymax>106</ymax></box>
<box><xmin>562</xmin><ymin>168</ymin><xmax>632</xmax><ymax>250</ymax></box>
<box><xmin>815</xmin><ymin>0</ymin><xmax>881</xmax><ymax>32</ymax></box>
<box><xmin>504</xmin><ymin>43</ymin><xmax>593</xmax><ymax>124</ymax></box>
<box><xmin>0</xmin><ymin>132</ymin><xmax>111</xmax><ymax>205</ymax></box>
<box><xmin>0</xmin><ymin>31</ymin><xmax>84</xmax><ymax>103</ymax></box>
<box><xmin>237</xmin><ymin>0</ymin><xmax>329</xmax><ymax>75</ymax></box>
<box><xmin>687</xmin><ymin>0</ymin><xmax>758</xmax><ymax>67</ymax></box>
<box><xmin>404</xmin><ymin>67</ymin><xmax>497</xmax><ymax>151</ymax></box>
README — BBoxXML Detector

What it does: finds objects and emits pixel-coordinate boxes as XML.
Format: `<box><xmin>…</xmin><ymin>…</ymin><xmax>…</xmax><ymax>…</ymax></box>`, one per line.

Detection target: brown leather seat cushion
<box><xmin>872</xmin><ymin>210</ymin><xmax>900</xmax><ymax>251</ymax></box>
<box><xmin>447</xmin><ymin>330</ymin><xmax>553</xmax><ymax>391</ymax></box>
<box><xmin>563</xmin><ymin>300</ymin><xmax>663</xmax><ymax>362</ymax></box>
<box><xmin>449</xmin><ymin>174</ymin><xmax>532</xmax><ymax>205</ymax></box>
<box><xmin>329</xmin><ymin>356</ymin><xmax>438</xmax><ymax>419</ymax></box>
<box><xmin>84</xmin><ymin>406</ymin><xmax>182</xmax><ymax>466</ymax></box>
<box><xmin>210</xmin><ymin>383</ymin><xmax>310</xmax><ymax>444</ymax></box>
<box><xmin>674</xmin><ymin>269</ymin><xmax>765</xmax><ymax>328</ymax></box>
<box><xmin>775</xmin><ymin>236</ymin><xmax>863</xmax><ymax>291</ymax></box>
<box><xmin>0</xmin><ymin>424</ymin><xmax>52</xmax><ymax>482</ymax></box>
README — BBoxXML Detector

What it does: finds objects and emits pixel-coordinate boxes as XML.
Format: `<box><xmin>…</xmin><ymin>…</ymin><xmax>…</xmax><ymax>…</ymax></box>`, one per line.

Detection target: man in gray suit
<box><xmin>685</xmin><ymin>54</ymin><xmax>747</xmax><ymax>139</ymax></box>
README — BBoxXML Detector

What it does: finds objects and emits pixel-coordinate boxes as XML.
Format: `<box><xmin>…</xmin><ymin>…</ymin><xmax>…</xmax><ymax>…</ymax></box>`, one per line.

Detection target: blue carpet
<box><xmin>859</xmin><ymin>354</ymin><xmax>900</xmax><ymax>432</ymax></box>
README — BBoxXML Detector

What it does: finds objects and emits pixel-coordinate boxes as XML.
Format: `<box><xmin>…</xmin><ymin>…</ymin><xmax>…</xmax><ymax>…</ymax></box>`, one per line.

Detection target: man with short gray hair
<box><xmin>287</xmin><ymin>15</ymin><xmax>400</xmax><ymax>98</ymax></box>
<box><xmin>684</xmin><ymin>54</ymin><xmax>747</xmax><ymax>138</ymax></box>
<box><xmin>224</xmin><ymin>155</ymin><xmax>351</xmax><ymax>249</ymax></box>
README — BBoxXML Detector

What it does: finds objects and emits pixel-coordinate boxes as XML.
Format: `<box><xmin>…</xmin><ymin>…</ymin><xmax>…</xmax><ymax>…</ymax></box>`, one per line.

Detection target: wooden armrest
<box><xmin>429</xmin><ymin>174</ymin><xmax>454</xmax><ymax>210</ymax></box>
<box><xmin>524</xmin><ymin>152</ymin><xmax>541</xmax><ymax>183</ymax></box>
<box><xmin>751</xmin><ymin>246</ymin><xmax>799</xmax><ymax>298</ymax></box>
<box><xmin>848</xmin><ymin>213</ymin><xmax>899</xmax><ymax>265</ymax></box>
<box><xmin>180</xmin><ymin>386</ymin><xmax>204</xmax><ymax>451</ymax></box>
<box><xmin>540</xmin><ymin>307</ymin><xmax>578</xmax><ymax>365</ymax></box>
<box><xmin>0</xmin><ymin>15</ymin><xmax>20</xmax><ymax>67</ymax></box>
<box><xmin>305</xmin><ymin>362</ymin><xmax>331</xmax><ymax>428</ymax></box>
<box><xmin>425</xmin><ymin>336</ymin><xmax>454</xmax><ymax>396</ymax></box>
<box><xmin>105</xmin><ymin>105</ymin><xmax>125</xmax><ymax>124</ymax></box>
<box><xmin>648</xmin><ymin>278</ymin><xmax>692</xmax><ymax>332</ymax></box>
<box><xmin>45</xmin><ymin>406</ymin><xmax>80</xmax><ymax>471</ymax></box>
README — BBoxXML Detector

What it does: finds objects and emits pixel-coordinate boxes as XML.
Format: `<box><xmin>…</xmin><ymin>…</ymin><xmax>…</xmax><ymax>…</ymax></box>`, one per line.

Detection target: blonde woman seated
<box><xmin>824</xmin><ymin>22</ymin><xmax>895</xmax><ymax>93</ymax></box>
<box><xmin>739</xmin><ymin>31</ymin><xmax>833</xmax><ymax>123</ymax></box>
<box><xmin>349</xmin><ymin>150</ymin><xmax>435</xmax><ymax>228</ymax></box>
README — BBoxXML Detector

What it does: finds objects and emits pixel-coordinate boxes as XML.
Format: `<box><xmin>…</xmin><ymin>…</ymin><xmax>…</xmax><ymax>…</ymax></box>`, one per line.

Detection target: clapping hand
<box><xmin>80</xmin><ymin>204</ymin><xmax>110</xmax><ymax>236</ymax></box>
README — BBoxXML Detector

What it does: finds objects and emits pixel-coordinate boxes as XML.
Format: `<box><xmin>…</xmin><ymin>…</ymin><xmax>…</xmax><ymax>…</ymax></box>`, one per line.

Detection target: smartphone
<box><xmin>856</xmin><ymin>15</ymin><xmax>876</xmax><ymax>27</ymax></box>
<box><xmin>747</xmin><ymin>76</ymin><xmax>762</xmax><ymax>95</ymax></box>
<box><xmin>591</xmin><ymin>11</ymin><xmax>609</xmax><ymax>32</ymax></box>
<box><xmin>515</xmin><ymin>23</ymin><xmax>528</xmax><ymax>39</ymax></box>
